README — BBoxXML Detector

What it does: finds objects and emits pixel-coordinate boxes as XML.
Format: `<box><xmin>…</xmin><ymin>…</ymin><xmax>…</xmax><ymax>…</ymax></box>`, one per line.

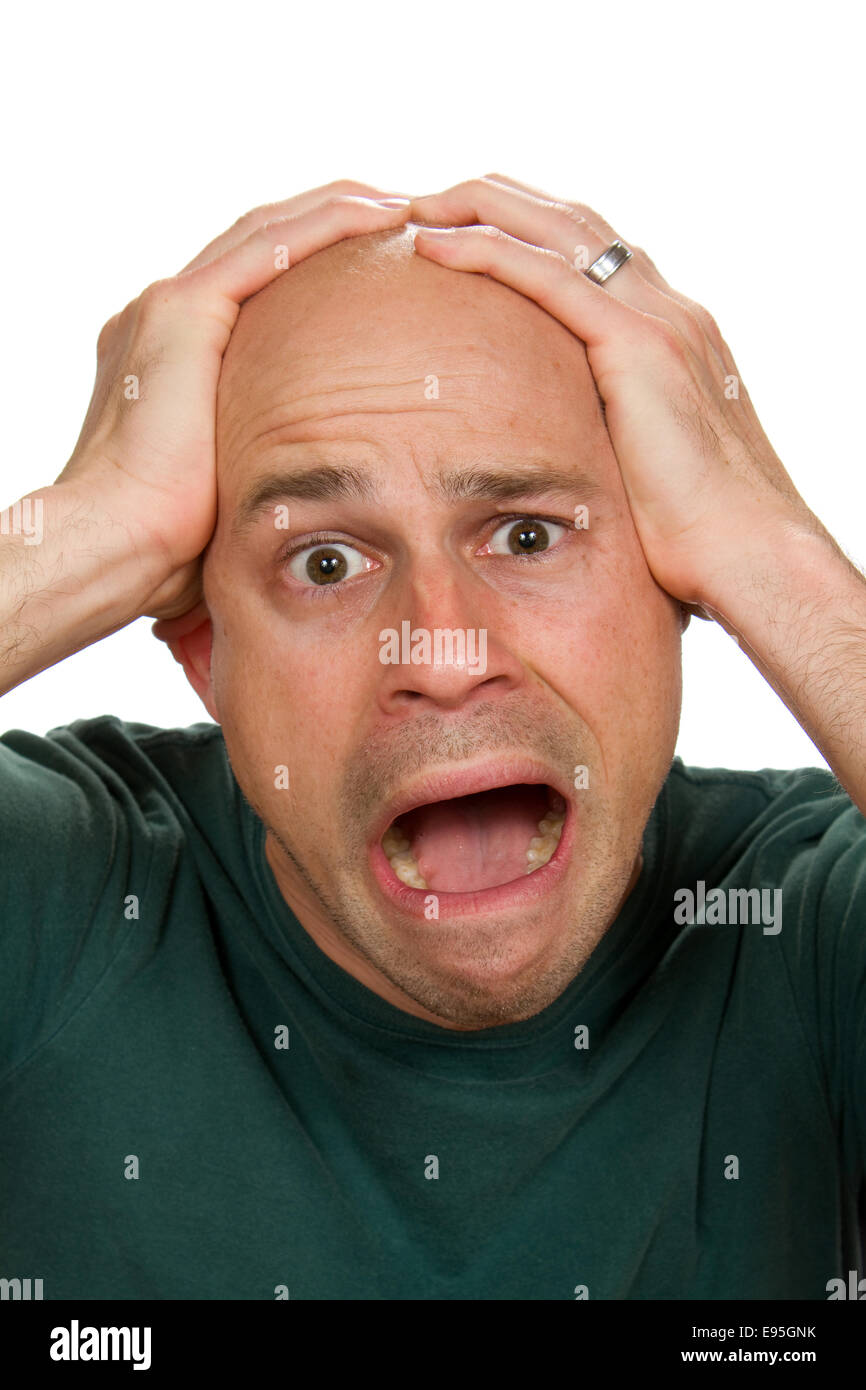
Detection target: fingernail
<box><xmin>378</xmin><ymin>197</ymin><xmax>411</xmax><ymax>208</ymax></box>
<box><xmin>414</xmin><ymin>225</ymin><xmax>456</xmax><ymax>235</ymax></box>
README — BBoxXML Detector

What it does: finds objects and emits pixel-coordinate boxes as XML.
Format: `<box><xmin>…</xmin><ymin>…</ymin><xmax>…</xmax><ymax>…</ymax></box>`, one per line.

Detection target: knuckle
<box><xmin>542</xmin><ymin>247</ymin><xmax>573</xmax><ymax>280</ymax></box>
<box><xmin>693</xmin><ymin>303</ymin><xmax>722</xmax><ymax>341</ymax></box>
<box><xmin>136</xmin><ymin>278</ymin><xmax>176</xmax><ymax>319</ymax></box>
<box><xmin>480</xmin><ymin>172</ymin><xmax>515</xmax><ymax>190</ymax></box>
<box><xmin>451</xmin><ymin>177</ymin><xmax>487</xmax><ymax>197</ymax></box>
<box><xmin>676</xmin><ymin>293</ymin><xmax>723</xmax><ymax>346</ymax></box>
<box><xmin>231</xmin><ymin>206</ymin><xmax>262</xmax><ymax>230</ymax></box>
<box><xmin>259</xmin><ymin>214</ymin><xmax>291</xmax><ymax>236</ymax></box>
<box><xmin>322</xmin><ymin>193</ymin><xmax>368</xmax><ymax>212</ymax></box>
<box><xmin>96</xmin><ymin>313</ymin><xmax>121</xmax><ymax>347</ymax></box>
<box><xmin>325</xmin><ymin>178</ymin><xmax>372</xmax><ymax>197</ymax></box>
<box><xmin>479</xmin><ymin>224</ymin><xmax>509</xmax><ymax>243</ymax></box>
<box><xmin>555</xmin><ymin>203</ymin><xmax>587</xmax><ymax>228</ymax></box>
<box><xmin>652</xmin><ymin>318</ymin><xmax>687</xmax><ymax>357</ymax></box>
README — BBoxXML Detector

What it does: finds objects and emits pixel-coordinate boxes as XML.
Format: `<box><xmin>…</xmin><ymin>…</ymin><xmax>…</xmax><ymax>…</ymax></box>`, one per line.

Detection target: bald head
<box><xmin>214</xmin><ymin>222</ymin><xmax>607</xmax><ymax>486</ymax></box>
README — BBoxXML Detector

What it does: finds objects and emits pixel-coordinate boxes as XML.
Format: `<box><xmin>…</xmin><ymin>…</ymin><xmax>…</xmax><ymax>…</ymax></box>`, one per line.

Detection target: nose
<box><xmin>375</xmin><ymin>562</ymin><xmax>524</xmax><ymax>715</ymax></box>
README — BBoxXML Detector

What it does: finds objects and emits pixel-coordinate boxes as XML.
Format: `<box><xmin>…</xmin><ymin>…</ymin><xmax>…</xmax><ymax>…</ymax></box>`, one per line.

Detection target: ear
<box><xmin>151</xmin><ymin>601</ymin><xmax>219</xmax><ymax>722</ymax></box>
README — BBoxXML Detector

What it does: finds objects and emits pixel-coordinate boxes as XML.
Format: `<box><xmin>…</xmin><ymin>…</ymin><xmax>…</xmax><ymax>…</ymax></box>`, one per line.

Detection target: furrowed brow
<box><xmin>232</xmin><ymin>460</ymin><xmax>603</xmax><ymax>540</ymax></box>
<box><xmin>232</xmin><ymin>465</ymin><xmax>377</xmax><ymax>538</ymax></box>
<box><xmin>434</xmin><ymin>464</ymin><xmax>604</xmax><ymax>505</ymax></box>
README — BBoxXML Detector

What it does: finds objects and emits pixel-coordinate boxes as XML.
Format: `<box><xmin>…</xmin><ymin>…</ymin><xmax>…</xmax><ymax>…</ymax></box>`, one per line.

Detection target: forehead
<box><xmin>215</xmin><ymin>234</ymin><xmax>608</xmax><ymax>489</ymax></box>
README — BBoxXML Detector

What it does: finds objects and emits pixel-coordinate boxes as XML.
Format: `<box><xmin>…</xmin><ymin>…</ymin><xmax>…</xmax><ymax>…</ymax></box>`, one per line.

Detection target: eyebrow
<box><xmin>232</xmin><ymin>461</ymin><xmax>604</xmax><ymax>539</ymax></box>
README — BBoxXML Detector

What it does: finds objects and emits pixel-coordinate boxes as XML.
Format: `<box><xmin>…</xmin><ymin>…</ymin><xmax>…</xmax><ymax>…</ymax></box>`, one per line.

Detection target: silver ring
<box><xmin>584</xmin><ymin>240</ymin><xmax>633</xmax><ymax>286</ymax></box>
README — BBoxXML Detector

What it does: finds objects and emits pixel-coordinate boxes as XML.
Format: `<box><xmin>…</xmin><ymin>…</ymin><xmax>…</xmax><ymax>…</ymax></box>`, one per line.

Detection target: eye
<box><xmin>286</xmin><ymin>541</ymin><xmax>374</xmax><ymax>586</ymax></box>
<box><xmin>481</xmin><ymin>517</ymin><xmax>569</xmax><ymax>557</ymax></box>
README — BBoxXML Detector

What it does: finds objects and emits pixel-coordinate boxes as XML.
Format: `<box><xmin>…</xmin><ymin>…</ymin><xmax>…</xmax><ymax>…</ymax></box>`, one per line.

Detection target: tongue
<box><xmin>398</xmin><ymin>784</ymin><xmax>549</xmax><ymax>893</ymax></box>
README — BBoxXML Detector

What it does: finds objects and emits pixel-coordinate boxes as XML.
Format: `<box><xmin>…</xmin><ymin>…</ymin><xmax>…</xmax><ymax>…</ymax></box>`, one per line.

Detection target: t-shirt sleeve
<box><xmin>0</xmin><ymin>719</ymin><xmax>169</xmax><ymax>1076</ymax></box>
<box><xmin>772</xmin><ymin>774</ymin><xmax>866</xmax><ymax>1183</ymax></box>
<box><xmin>816</xmin><ymin>806</ymin><xmax>866</xmax><ymax>1183</ymax></box>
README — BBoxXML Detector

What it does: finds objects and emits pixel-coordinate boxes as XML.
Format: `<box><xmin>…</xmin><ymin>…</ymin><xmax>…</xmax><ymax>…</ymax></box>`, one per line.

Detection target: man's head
<box><xmin>173</xmin><ymin>223</ymin><xmax>685</xmax><ymax>1030</ymax></box>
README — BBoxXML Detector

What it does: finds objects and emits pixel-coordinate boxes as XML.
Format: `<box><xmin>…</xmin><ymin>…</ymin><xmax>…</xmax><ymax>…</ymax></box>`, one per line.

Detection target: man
<box><xmin>0</xmin><ymin>176</ymin><xmax>863</xmax><ymax>1300</ymax></box>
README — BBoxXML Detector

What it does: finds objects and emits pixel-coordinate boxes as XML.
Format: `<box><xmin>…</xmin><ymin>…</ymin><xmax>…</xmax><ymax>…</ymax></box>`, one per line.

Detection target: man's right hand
<box><xmin>57</xmin><ymin>182</ymin><xmax>412</xmax><ymax>622</ymax></box>
<box><xmin>0</xmin><ymin>183</ymin><xmax>411</xmax><ymax>695</ymax></box>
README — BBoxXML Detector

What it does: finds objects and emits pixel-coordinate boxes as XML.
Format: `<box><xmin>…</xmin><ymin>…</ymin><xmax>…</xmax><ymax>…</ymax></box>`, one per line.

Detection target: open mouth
<box><xmin>380</xmin><ymin>782</ymin><xmax>567</xmax><ymax>894</ymax></box>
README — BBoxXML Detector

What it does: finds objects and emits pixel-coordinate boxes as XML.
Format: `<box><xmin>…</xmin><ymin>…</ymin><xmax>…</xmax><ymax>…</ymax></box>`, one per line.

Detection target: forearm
<box><xmin>700</xmin><ymin>520</ymin><xmax>866</xmax><ymax>815</ymax></box>
<box><xmin>0</xmin><ymin>480</ymin><xmax>165</xmax><ymax>697</ymax></box>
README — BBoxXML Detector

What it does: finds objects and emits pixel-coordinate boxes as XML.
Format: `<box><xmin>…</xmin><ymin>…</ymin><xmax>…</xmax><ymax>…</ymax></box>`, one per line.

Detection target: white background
<box><xmin>1</xmin><ymin>0</ymin><xmax>862</xmax><ymax>774</ymax></box>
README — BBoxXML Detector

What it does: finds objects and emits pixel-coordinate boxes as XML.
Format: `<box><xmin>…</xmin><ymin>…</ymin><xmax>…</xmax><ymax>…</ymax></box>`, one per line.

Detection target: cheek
<box><xmin>601</xmin><ymin>583</ymin><xmax>684</xmax><ymax>760</ymax></box>
<box><xmin>210</xmin><ymin>610</ymin><xmax>365</xmax><ymax>795</ymax></box>
<box><xmin>510</xmin><ymin>546</ymin><xmax>682</xmax><ymax>743</ymax></box>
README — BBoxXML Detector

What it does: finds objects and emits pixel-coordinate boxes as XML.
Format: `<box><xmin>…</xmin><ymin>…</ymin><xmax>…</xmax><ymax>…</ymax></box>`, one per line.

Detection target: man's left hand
<box><xmin>409</xmin><ymin>175</ymin><xmax>866</xmax><ymax>814</ymax></box>
<box><xmin>409</xmin><ymin>173</ymin><xmax>822</xmax><ymax>615</ymax></box>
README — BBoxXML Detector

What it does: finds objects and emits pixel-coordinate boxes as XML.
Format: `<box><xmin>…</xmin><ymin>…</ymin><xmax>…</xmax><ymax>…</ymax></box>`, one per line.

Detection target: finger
<box><xmin>483</xmin><ymin>173</ymin><xmax>673</xmax><ymax>288</ymax></box>
<box><xmin>412</xmin><ymin>222</ymin><xmax>642</xmax><ymax>360</ymax></box>
<box><xmin>409</xmin><ymin>179</ymin><xmax>716</xmax><ymax>360</ymax></box>
<box><xmin>483</xmin><ymin>174</ymin><xmax>734</xmax><ymax>369</ymax></box>
<box><xmin>487</xmin><ymin>176</ymin><xmax>633</xmax><ymax>260</ymax></box>
<box><xmin>410</xmin><ymin>180</ymin><xmax>634</xmax><ymax>282</ymax></box>
<box><xmin>414</xmin><ymin>174</ymin><xmax>652</xmax><ymax>279</ymax></box>
<box><xmin>179</xmin><ymin>195</ymin><xmax>413</xmax><ymax>311</ymax></box>
<box><xmin>422</xmin><ymin>176</ymin><xmax>733</xmax><ymax>378</ymax></box>
<box><xmin>179</xmin><ymin>180</ymin><xmax>413</xmax><ymax>273</ymax></box>
<box><xmin>481</xmin><ymin>172</ymin><xmax>654</xmax><ymax>272</ymax></box>
<box><xmin>480</xmin><ymin>171</ymin><xmax>570</xmax><ymax>204</ymax></box>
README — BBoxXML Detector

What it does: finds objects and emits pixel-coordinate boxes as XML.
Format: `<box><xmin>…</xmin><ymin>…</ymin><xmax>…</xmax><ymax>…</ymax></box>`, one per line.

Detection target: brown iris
<box><xmin>508</xmin><ymin>521</ymin><xmax>550</xmax><ymax>554</ymax></box>
<box><xmin>307</xmin><ymin>547</ymin><xmax>348</xmax><ymax>584</ymax></box>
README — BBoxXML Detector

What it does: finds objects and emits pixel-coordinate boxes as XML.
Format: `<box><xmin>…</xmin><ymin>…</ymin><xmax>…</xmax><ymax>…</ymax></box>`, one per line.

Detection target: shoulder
<box><xmin>662</xmin><ymin>758</ymin><xmax>861</xmax><ymax>873</ymax></box>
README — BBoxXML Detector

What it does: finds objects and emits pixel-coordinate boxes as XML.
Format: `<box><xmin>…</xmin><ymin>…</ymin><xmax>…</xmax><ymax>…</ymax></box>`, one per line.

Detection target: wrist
<box><xmin>30</xmin><ymin>477</ymin><xmax>173</xmax><ymax>629</ymax></box>
<box><xmin>697</xmin><ymin>514</ymin><xmax>863</xmax><ymax>653</ymax></box>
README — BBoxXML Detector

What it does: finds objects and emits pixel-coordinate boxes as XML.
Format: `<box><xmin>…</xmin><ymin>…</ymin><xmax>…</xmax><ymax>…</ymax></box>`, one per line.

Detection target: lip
<box><xmin>368</xmin><ymin>756</ymin><xmax>574</xmax><ymax>919</ymax></box>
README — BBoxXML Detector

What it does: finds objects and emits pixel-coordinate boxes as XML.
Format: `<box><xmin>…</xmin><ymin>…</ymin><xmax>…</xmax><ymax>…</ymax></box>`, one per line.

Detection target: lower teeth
<box><xmin>381</xmin><ymin>827</ymin><xmax>428</xmax><ymax>887</ymax></box>
<box><xmin>381</xmin><ymin>801</ymin><xmax>565</xmax><ymax>888</ymax></box>
<box><xmin>525</xmin><ymin>810</ymin><xmax>563</xmax><ymax>874</ymax></box>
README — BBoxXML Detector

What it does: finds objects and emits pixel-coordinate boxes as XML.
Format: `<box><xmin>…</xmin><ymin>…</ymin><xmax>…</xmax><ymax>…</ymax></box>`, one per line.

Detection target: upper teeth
<box><xmin>381</xmin><ymin>801</ymin><xmax>566</xmax><ymax>889</ymax></box>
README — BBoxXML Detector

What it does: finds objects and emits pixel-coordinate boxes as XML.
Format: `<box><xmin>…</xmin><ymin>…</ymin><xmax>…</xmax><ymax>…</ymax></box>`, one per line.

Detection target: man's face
<box><xmin>198</xmin><ymin>226</ymin><xmax>684</xmax><ymax>1030</ymax></box>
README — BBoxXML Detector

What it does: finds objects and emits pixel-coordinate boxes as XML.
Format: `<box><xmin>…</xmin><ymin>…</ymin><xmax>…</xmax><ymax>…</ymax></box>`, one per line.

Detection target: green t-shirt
<box><xmin>0</xmin><ymin>715</ymin><xmax>863</xmax><ymax>1300</ymax></box>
